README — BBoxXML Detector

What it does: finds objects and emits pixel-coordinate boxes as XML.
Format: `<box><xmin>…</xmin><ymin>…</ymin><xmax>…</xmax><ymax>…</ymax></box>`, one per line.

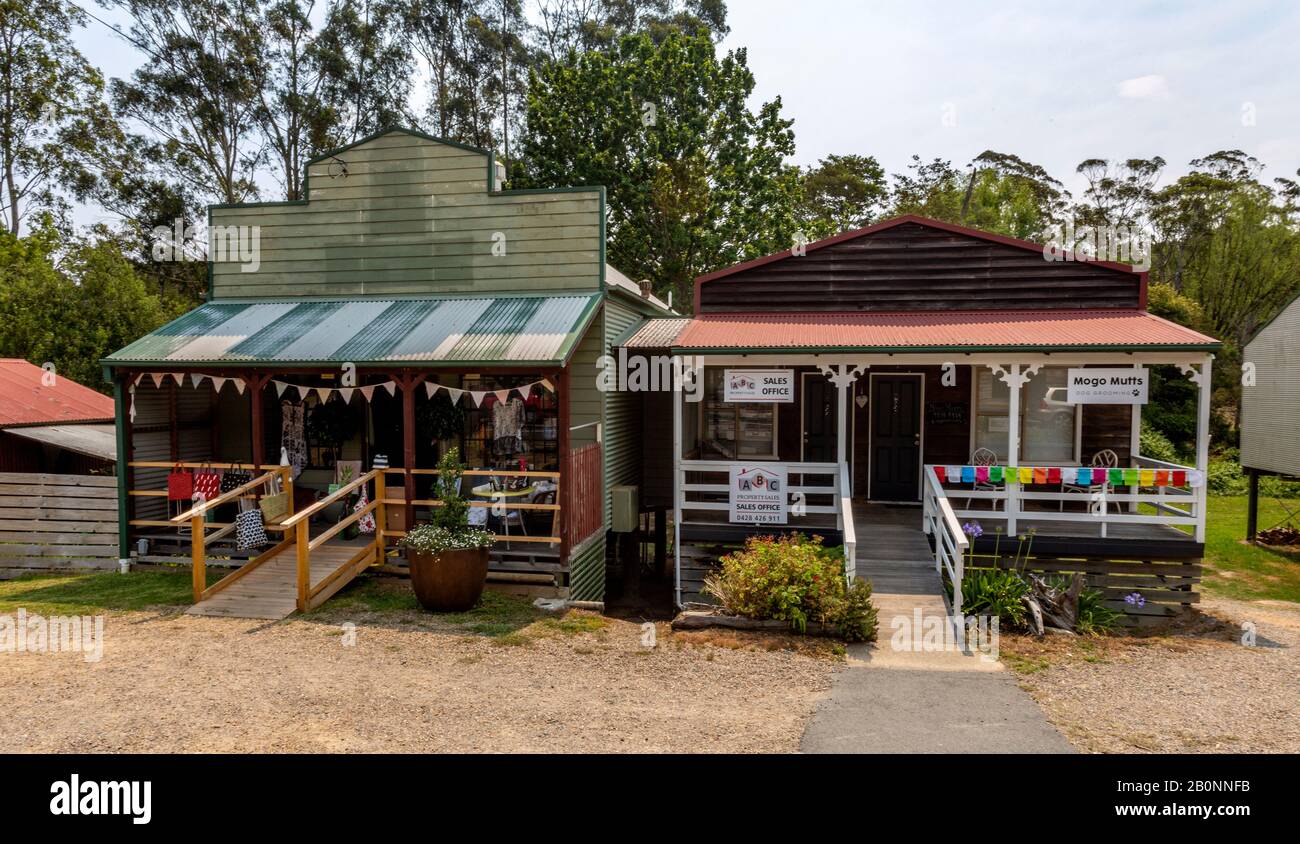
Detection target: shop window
<box><xmin>699</xmin><ymin>369</ymin><xmax>778</xmax><ymax>459</ymax></box>
<box><xmin>973</xmin><ymin>367</ymin><xmax>1078</xmax><ymax>464</ymax></box>
<box><xmin>459</xmin><ymin>376</ymin><xmax>559</xmax><ymax>470</ymax></box>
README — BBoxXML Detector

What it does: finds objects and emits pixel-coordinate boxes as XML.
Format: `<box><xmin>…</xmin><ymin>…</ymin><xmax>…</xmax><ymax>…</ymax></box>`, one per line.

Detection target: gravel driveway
<box><xmin>1008</xmin><ymin>598</ymin><xmax>1300</xmax><ymax>753</ymax></box>
<box><xmin>0</xmin><ymin>608</ymin><xmax>836</xmax><ymax>754</ymax></box>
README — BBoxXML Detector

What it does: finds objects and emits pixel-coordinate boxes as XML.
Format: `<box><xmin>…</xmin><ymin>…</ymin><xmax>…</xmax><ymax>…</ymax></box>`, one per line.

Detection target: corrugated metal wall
<box><xmin>567</xmin><ymin>533</ymin><xmax>605</xmax><ymax>603</ymax></box>
<box><xmin>602</xmin><ymin>298</ymin><xmax>644</xmax><ymax>527</ymax></box>
<box><xmin>1242</xmin><ymin>297</ymin><xmax>1300</xmax><ymax>476</ymax></box>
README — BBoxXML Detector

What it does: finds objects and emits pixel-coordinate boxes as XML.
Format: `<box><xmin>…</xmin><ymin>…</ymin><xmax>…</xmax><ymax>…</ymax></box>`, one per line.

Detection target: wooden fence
<box><xmin>564</xmin><ymin>444</ymin><xmax>603</xmax><ymax>549</ymax></box>
<box><xmin>0</xmin><ymin>472</ymin><xmax>119</xmax><ymax>578</ymax></box>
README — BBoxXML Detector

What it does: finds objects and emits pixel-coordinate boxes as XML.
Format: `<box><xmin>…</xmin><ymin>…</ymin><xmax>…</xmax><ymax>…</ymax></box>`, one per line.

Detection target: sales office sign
<box><xmin>1066</xmin><ymin>368</ymin><xmax>1150</xmax><ymax>405</ymax></box>
<box><xmin>730</xmin><ymin>465</ymin><xmax>788</xmax><ymax>524</ymax></box>
<box><xmin>724</xmin><ymin>369</ymin><xmax>794</xmax><ymax>403</ymax></box>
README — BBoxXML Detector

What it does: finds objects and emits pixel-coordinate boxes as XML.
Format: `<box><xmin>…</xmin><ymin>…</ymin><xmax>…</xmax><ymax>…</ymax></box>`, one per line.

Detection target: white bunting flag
<box><xmin>424</xmin><ymin>382</ymin><xmax>440</xmax><ymax>399</ymax></box>
<box><xmin>359</xmin><ymin>385</ymin><xmax>376</xmax><ymax>402</ymax></box>
<box><xmin>469</xmin><ymin>390</ymin><xmax>487</xmax><ymax>407</ymax></box>
<box><xmin>494</xmin><ymin>389</ymin><xmax>510</xmax><ymax>404</ymax></box>
<box><xmin>212</xmin><ymin>376</ymin><xmax>228</xmax><ymax>394</ymax></box>
<box><xmin>190</xmin><ymin>373</ymin><xmax>206</xmax><ymax>388</ymax></box>
<box><xmin>149</xmin><ymin>373</ymin><xmax>164</xmax><ymax>389</ymax></box>
<box><xmin>170</xmin><ymin>372</ymin><xmax>184</xmax><ymax>386</ymax></box>
<box><xmin>274</xmin><ymin>380</ymin><xmax>289</xmax><ymax>397</ymax></box>
<box><xmin>381</xmin><ymin>381</ymin><xmax>397</xmax><ymax>397</ymax></box>
<box><xmin>445</xmin><ymin>387</ymin><xmax>464</xmax><ymax>405</ymax></box>
<box><xmin>232</xmin><ymin>378</ymin><xmax>246</xmax><ymax>395</ymax></box>
<box><xmin>315</xmin><ymin>387</ymin><xmax>333</xmax><ymax>403</ymax></box>
<box><xmin>339</xmin><ymin>388</ymin><xmax>355</xmax><ymax>404</ymax></box>
<box><xmin>515</xmin><ymin>383</ymin><xmax>532</xmax><ymax>401</ymax></box>
<box><xmin>540</xmin><ymin>378</ymin><xmax>554</xmax><ymax>394</ymax></box>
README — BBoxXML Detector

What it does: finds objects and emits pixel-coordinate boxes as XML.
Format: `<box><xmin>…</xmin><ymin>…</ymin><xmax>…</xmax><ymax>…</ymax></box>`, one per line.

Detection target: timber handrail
<box><xmin>839</xmin><ymin>463</ymin><xmax>856</xmax><ymax>585</ymax></box>
<box><xmin>168</xmin><ymin>471</ymin><xmax>279</xmax><ymax>523</ymax></box>
<box><xmin>280</xmin><ymin>470</ymin><xmax>379</xmax><ymax>528</ymax></box>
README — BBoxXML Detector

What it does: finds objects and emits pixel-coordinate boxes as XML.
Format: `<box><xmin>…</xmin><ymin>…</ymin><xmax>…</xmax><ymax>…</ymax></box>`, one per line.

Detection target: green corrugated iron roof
<box><xmin>106</xmin><ymin>294</ymin><xmax>602</xmax><ymax>367</ymax></box>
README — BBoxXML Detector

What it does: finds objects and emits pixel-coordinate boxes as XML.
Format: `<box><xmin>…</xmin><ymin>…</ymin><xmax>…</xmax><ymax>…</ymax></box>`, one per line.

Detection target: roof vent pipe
<box><xmin>639</xmin><ymin>279</ymin><xmax>652</xmax><ymax>298</ymax></box>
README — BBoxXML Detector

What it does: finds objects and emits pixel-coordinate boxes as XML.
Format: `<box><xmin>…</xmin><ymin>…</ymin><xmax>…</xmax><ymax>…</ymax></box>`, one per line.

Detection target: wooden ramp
<box><xmin>187</xmin><ymin>541</ymin><xmax>377</xmax><ymax>621</ymax></box>
<box><xmin>852</xmin><ymin>503</ymin><xmax>948</xmax><ymax>620</ymax></box>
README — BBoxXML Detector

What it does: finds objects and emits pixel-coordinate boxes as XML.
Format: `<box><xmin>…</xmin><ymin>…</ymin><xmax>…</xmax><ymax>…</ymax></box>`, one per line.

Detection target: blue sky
<box><xmin>71</xmin><ymin>0</ymin><xmax>1300</xmax><ymax>210</ymax></box>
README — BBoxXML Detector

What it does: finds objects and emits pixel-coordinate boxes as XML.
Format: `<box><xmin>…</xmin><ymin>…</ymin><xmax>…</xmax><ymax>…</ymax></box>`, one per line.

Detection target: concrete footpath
<box><xmin>800</xmin><ymin>594</ymin><xmax>1076</xmax><ymax>754</ymax></box>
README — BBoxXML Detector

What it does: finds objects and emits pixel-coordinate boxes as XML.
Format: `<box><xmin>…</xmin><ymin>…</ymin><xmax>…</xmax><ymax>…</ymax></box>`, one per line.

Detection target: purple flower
<box><xmin>1124</xmin><ymin>591</ymin><xmax>1145</xmax><ymax>608</ymax></box>
<box><xmin>962</xmin><ymin>521</ymin><xmax>984</xmax><ymax>539</ymax></box>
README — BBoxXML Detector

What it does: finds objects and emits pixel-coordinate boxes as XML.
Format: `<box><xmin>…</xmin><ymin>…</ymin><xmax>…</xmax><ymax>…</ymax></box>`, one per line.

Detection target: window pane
<box><xmin>701</xmin><ymin>369</ymin><xmax>777</xmax><ymax>459</ymax></box>
<box><xmin>974</xmin><ymin>369</ymin><xmax>1010</xmax><ymax>461</ymax></box>
<box><xmin>1021</xmin><ymin>367</ymin><xmax>1077</xmax><ymax>463</ymax></box>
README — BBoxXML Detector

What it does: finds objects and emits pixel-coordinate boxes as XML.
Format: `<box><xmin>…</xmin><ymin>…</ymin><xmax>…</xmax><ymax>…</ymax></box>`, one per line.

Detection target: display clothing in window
<box><xmin>280</xmin><ymin>401</ymin><xmax>307</xmax><ymax>479</ymax></box>
<box><xmin>492</xmin><ymin>398</ymin><xmax>526</xmax><ymax>455</ymax></box>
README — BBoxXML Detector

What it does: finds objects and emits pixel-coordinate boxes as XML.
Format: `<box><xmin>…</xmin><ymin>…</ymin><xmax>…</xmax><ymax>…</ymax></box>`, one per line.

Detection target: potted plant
<box><xmin>399</xmin><ymin>447</ymin><xmax>494</xmax><ymax>611</ymax></box>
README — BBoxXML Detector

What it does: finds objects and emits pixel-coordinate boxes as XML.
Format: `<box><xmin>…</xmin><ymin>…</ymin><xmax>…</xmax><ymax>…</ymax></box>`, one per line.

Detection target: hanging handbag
<box><xmin>167</xmin><ymin>464</ymin><xmax>194</xmax><ymax>501</ymax></box>
<box><xmin>193</xmin><ymin>463</ymin><xmax>221</xmax><ymax>502</ymax></box>
<box><xmin>235</xmin><ymin>500</ymin><xmax>268</xmax><ymax>550</ymax></box>
<box><xmin>221</xmin><ymin>464</ymin><xmax>253</xmax><ymax>493</ymax></box>
<box><xmin>355</xmin><ymin>488</ymin><xmax>375</xmax><ymax>535</ymax></box>
<box><xmin>259</xmin><ymin>475</ymin><xmax>289</xmax><ymax>524</ymax></box>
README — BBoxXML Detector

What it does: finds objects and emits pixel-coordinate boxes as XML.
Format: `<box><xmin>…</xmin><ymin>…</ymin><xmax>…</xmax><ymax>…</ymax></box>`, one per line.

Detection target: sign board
<box><xmin>724</xmin><ymin>369</ymin><xmax>794</xmax><ymax>403</ymax></box>
<box><xmin>729</xmin><ymin>465</ymin><xmax>788</xmax><ymax>524</ymax></box>
<box><xmin>1066</xmin><ymin>368</ymin><xmax>1150</xmax><ymax>405</ymax></box>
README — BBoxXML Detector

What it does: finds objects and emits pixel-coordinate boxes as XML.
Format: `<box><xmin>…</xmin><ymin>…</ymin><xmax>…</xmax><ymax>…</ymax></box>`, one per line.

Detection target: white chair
<box><xmin>967</xmin><ymin>447</ymin><xmax>1005</xmax><ymax>511</ymax></box>
<box><xmin>1061</xmin><ymin>449</ymin><xmax>1118</xmax><ymax>512</ymax></box>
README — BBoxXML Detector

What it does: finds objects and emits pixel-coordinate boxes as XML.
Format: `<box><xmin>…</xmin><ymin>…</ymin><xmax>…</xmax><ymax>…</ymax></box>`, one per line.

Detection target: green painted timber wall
<box><xmin>602</xmin><ymin>297</ymin><xmax>644</xmax><ymax>527</ymax></box>
<box><xmin>567</xmin><ymin>533</ymin><xmax>606</xmax><ymax>603</ymax></box>
<box><xmin>209</xmin><ymin>129</ymin><xmax>602</xmax><ymax>299</ymax></box>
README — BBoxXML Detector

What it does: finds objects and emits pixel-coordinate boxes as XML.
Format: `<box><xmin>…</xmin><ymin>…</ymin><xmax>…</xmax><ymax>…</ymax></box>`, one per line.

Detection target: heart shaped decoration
<box><xmin>855</xmin><ymin>394</ymin><xmax>867</xmax><ymax>408</ymax></box>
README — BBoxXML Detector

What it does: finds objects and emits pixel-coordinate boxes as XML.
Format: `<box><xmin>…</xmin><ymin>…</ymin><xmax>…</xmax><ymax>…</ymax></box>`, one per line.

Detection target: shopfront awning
<box><xmin>623</xmin><ymin>310</ymin><xmax>1220</xmax><ymax>354</ymax></box>
<box><xmin>105</xmin><ymin>294</ymin><xmax>603</xmax><ymax>368</ymax></box>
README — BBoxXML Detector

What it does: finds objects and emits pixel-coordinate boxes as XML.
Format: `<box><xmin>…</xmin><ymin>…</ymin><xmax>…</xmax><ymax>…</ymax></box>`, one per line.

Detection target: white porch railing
<box><xmin>840</xmin><ymin>463</ymin><xmax>856</xmax><ymax>585</ymax></box>
<box><xmin>678</xmin><ymin>460</ymin><xmax>854</xmax><ymax>580</ymax></box>
<box><xmin>927</xmin><ymin>458</ymin><xmax>1203</xmax><ymax>541</ymax></box>
<box><xmin>922</xmin><ymin>467</ymin><xmax>969</xmax><ymax>619</ymax></box>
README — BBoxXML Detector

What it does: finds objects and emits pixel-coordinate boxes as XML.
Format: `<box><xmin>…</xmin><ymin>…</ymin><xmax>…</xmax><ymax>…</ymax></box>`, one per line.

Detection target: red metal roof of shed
<box><xmin>664</xmin><ymin>310</ymin><xmax>1220</xmax><ymax>352</ymax></box>
<box><xmin>0</xmin><ymin>359</ymin><xmax>115</xmax><ymax>427</ymax></box>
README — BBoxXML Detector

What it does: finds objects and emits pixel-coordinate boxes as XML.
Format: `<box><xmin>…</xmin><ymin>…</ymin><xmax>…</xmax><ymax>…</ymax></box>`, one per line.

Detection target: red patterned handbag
<box><xmin>193</xmin><ymin>464</ymin><xmax>221</xmax><ymax>503</ymax></box>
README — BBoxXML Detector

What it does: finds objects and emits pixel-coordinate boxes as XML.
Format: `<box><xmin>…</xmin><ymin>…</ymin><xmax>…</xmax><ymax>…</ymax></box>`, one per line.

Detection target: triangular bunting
<box><xmin>494</xmin><ymin>389</ymin><xmax>510</xmax><ymax>404</ymax></box>
<box><xmin>149</xmin><ymin>373</ymin><xmax>164</xmax><ymax>389</ymax></box>
<box><xmin>339</xmin><ymin>388</ymin><xmax>354</xmax><ymax>404</ymax></box>
<box><xmin>381</xmin><ymin>381</ymin><xmax>397</xmax><ymax>397</ymax></box>
<box><xmin>359</xmin><ymin>385</ymin><xmax>376</xmax><ymax>402</ymax></box>
<box><xmin>540</xmin><ymin>378</ymin><xmax>554</xmax><ymax>394</ymax></box>
<box><xmin>470</xmin><ymin>390</ymin><xmax>487</xmax><ymax>407</ymax></box>
<box><xmin>232</xmin><ymin>378</ymin><xmax>246</xmax><ymax>395</ymax></box>
<box><xmin>169</xmin><ymin>372</ymin><xmax>184</xmax><ymax>386</ymax></box>
<box><xmin>445</xmin><ymin>388</ymin><xmax>464</xmax><ymax>405</ymax></box>
<box><xmin>424</xmin><ymin>382</ymin><xmax>440</xmax><ymax>399</ymax></box>
<box><xmin>274</xmin><ymin>380</ymin><xmax>289</xmax><ymax>397</ymax></box>
<box><xmin>315</xmin><ymin>387</ymin><xmax>333</xmax><ymax>403</ymax></box>
<box><xmin>515</xmin><ymin>383</ymin><xmax>532</xmax><ymax>401</ymax></box>
<box><xmin>212</xmin><ymin>376</ymin><xmax>228</xmax><ymax>394</ymax></box>
<box><xmin>190</xmin><ymin>373</ymin><xmax>206</xmax><ymax>388</ymax></box>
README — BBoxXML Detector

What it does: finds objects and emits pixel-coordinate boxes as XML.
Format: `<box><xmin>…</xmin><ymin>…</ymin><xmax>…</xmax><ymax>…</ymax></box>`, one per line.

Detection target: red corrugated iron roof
<box><xmin>0</xmin><ymin>359</ymin><xmax>115</xmax><ymax>427</ymax></box>
<box><xmin>666</xmin><ymin>310</ymin><xmax>1220</xmax><ymax>352</ymax></box>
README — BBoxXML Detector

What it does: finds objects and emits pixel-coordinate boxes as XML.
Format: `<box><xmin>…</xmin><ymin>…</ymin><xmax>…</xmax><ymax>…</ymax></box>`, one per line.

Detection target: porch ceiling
<box><xmin>626</xmin><ymin>310</ymin><xmax>1220</xmax><ymax>353</ymax></box>
<box><xmin>104</xmin><ymin>293</ymin><xmax>602</xmax><ymax>367</ymax></box>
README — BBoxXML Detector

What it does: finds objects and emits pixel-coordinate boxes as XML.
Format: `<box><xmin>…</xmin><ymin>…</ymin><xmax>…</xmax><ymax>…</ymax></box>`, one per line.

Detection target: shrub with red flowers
<box><xmin>704</xmin><ymin>533</ymin><xmax>877</xmax><ymax>641</ymax></box>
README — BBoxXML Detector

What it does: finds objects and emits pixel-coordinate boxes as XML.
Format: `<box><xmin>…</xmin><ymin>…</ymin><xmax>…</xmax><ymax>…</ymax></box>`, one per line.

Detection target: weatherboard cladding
<box><xmin>106</xmin><ymin>295</ymin><xmax>600</xmax><ymax>365</ymax></box>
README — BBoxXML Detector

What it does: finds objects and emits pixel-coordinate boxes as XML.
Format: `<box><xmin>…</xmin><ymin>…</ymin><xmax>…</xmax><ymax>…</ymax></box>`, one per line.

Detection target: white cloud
<box><xmin>1117</xmin><ymin>74</ymin><xmax>1171</xmax><ymax>99</ymax></box>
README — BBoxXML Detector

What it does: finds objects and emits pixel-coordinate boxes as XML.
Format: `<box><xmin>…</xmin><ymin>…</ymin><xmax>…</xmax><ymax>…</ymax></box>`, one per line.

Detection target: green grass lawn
<box><xmin>0</xmin><ymin>570</ymin><xmax>211</xmax><ymax>616</ymax></box>
<box><xmin>1201</xmin><ymin>496</ymin><xmax>1300</xmax><ymax>603</ymax></box>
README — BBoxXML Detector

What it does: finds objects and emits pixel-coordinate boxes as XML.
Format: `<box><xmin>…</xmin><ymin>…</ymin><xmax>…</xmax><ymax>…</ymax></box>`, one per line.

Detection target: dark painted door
<box><xmin>802</xmin><ymin>376</ymin><xmax>838</xmax><ymax>464</ymax></box>
<box><xmin>870</xmin><ymin>375</ymin><xmax>922</xmax><ymax>501</ymax></box>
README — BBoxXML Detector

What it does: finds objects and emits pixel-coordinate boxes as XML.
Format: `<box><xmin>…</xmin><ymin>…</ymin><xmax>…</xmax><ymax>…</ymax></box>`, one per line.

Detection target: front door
<box><xmin>801</xmin><ymin>373</ymin><xmax>838</xmax><ymax>464</ymax></box>
<box><xmin>870</xmin><ymin>374</ymin><xmax>922</xmax><ymax>501</ymax></box>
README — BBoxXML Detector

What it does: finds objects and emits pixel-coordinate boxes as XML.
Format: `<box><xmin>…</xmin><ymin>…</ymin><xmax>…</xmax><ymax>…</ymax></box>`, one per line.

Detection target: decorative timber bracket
<box><xmin>820</xmin><ymin>364</ymin><xmax>866</xmax><ymax>389</ymax></box>
<box><xmin>988</xmin><ymin>363</ymin><xmax>1042</xmax><ymax>388</ymax></box>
